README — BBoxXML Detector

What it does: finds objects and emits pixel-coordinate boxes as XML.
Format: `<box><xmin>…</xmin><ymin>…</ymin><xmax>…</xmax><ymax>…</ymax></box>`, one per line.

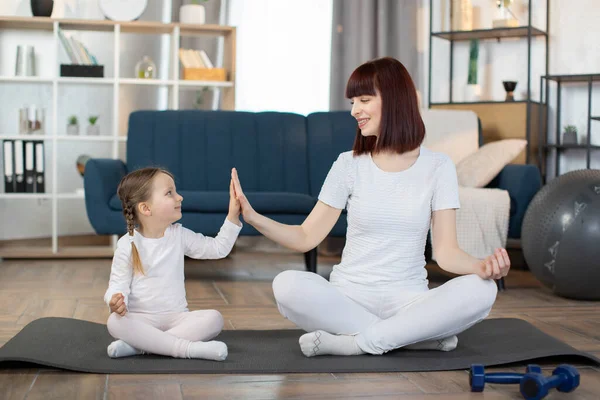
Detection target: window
<box><xmin>228</xmin><ymin>0</ymin><xmax>333</xmax><ymax>115</ymax></box>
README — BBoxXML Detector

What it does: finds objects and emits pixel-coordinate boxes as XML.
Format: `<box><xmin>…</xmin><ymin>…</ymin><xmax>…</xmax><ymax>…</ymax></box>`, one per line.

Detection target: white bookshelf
<box><xmin>0</xmin><ymin>16</ymin><xmax>236</xmax><ymax>258</ymax></box>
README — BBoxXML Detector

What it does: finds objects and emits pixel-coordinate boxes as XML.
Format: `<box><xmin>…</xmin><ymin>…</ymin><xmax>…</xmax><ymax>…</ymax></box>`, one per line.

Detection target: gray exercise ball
<box><xmin>522</xmin><ymin>169</ymin><xmax>600</xmax><ymax>300</ymax></box>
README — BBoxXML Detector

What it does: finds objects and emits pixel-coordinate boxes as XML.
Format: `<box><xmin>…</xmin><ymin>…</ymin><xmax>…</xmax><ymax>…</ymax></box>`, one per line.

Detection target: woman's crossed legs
<box><xmin>272</xmin><ymin>270</ymin><xmax>497</xmax><ymax>356</ymax></box>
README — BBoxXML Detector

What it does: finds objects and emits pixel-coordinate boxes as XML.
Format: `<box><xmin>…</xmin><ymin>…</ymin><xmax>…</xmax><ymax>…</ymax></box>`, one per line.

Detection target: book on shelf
<box><xmin>178</xmin><ymin>48</ymin><xmax>214</xmax><ymax>69</ymax></box>
<box><xmin>58</xmin><ymin>28</ymin><xmax>98</xmax><ymax>65</ymax></box>
<box><xmin>178</xmin><ymin>48</ymin><xmax>225</xmax><ymax>81</ymax></box>
<box><xmin>2</xmin><ymin>139</ymin><xmax>45</xmax><ymax>194</ymax></box>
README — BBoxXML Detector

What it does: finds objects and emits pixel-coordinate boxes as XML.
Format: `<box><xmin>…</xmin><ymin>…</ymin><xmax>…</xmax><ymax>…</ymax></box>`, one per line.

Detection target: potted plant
<box><xmin>180</xmin><ymin>0</ymin><xmax>208</xmax><ymax>25</ymax></box>
<box><xmin>464</xmin><ymin>39</ymin><xmax>481</xmax><ymax>102</ymax></box>
<box><xmin>193</xmin><ymin>87</ymin><xmax>210</xmax><ymax>109</ymax></box>
<box><xmin>67</xmin><ymin>115</ymin><xmax>79</xmax><ymax>135</ymax></box>
<box><xmin>563</xmin><ymin>125</ymin><xmax>578</xmax><ymax>145</ymax></box>
<box><xmin>87</xmin><ymin>116</ymin><xmax>100</xmax><ymax>136</ymax></box>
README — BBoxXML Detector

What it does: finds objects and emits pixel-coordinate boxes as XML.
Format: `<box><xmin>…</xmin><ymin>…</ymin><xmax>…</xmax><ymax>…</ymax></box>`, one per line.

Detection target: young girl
<box><xmin>104</xmin><ymin>167</ymin><xmax>242</xmax><ymax>361</ymax></box>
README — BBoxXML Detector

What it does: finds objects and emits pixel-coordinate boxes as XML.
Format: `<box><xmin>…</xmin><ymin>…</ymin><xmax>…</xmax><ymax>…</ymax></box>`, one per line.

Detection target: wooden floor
<box><xmin>1</xmin><ymin>249</ymin><xmax>600</xmax><ymax>399</ymax></box>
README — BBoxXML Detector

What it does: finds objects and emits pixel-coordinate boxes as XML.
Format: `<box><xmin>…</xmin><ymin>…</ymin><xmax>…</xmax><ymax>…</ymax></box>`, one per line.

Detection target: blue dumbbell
<box><xmin>470</xmin><ymin>364</ymin><xmax>542</xmax><ymax>392</ymax></box>
<box><xmin>519</xmin><ymin>364</ymin><xmax>580</xmax><ymax>400</ymax></box>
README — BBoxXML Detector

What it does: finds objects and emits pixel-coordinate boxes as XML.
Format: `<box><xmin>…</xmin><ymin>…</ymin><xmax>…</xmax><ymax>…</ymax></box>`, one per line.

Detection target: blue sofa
<box><xmin>84</xmin><ymin>110</ymin><xmax>542</xmax><ymax>272</ymax></box>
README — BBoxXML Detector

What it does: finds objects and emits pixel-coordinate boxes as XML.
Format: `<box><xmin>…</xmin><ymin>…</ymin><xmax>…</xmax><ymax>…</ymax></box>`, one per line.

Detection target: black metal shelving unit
<box><xmin>428</xmin><ymin>0</ymin><xmax>550</xmax><ymax>164</ymax></box>
<box><xmin>539</xmin><ymin>74</ymin><xmax>600</xmax><ymax>181</ymax></box>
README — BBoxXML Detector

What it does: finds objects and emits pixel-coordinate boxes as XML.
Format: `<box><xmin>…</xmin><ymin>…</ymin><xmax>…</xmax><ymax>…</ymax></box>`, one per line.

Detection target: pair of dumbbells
<box><xmin>470</xmin><ymin>364</ymin><xmax>580</xmax><ymax>400</ymax></box>
<box><xmin>470</xmin><ymin>364</ymin><xmax>541</xmax><ymax>392</ymax></box>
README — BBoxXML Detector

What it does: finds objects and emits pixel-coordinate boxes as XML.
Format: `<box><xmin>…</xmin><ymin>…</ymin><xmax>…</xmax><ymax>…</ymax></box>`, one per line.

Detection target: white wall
<box><xmin>420</xmin><ymin>0</ymin><xmax>600</xmax><ymax>178</ymax></box>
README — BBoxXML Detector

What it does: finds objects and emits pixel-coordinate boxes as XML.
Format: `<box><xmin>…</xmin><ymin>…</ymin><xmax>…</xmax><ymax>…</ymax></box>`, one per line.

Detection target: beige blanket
<box><xmin>433</xmin><ymin>187</ymin><xmax>510</xmax><ymax>261</ymax></box>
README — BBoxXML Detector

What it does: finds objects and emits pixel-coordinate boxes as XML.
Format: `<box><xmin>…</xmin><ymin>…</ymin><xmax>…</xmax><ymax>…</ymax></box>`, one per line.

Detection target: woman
<box><xmin>231</xmin><ymin>57</ymin><xmax>509</xmax><ymax>357</ymax></box>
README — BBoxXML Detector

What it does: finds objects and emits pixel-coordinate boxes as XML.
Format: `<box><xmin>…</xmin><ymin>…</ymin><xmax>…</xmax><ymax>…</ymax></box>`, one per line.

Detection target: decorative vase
<box><xmin>451</xmin><ymin>0</ymin><xmax>473</xmax><ymax>31</ymax></box>
<box><xmin>180</xmin><ymin>4</ymin><xmax>205</xmax><ymax>25</ymax></box>
<box><xmin>464</xmin><ymin>84</ymin><xmax>481</xmax><ymax>102</ymax></box>
<box><xmin>492</xmin><ymin>0</ymin><xmax>518</xmax><ymax>28</ymax></box>
<box><xmin>67</xmin><ymin>124</ymin><xmax>79</xmax><ymax>136</ymax></box>
<box><xmin>135</xmin><ymin>56</ymin><xmax>156</xmax><ymax>79</ymax></box>
<box><xmin>503</xmin><ymin>81</ymin><xmax>517</xmax><ymax>102</ymax></box>
<box><xmin>31</xmin><ymin>0</ymin><xmax>54</xmax><ymax>17</ymax></box>
<box><xmin>87</xmin><ymin>125</ymin><xmax>100</xmax><ymax>136</ymax></box>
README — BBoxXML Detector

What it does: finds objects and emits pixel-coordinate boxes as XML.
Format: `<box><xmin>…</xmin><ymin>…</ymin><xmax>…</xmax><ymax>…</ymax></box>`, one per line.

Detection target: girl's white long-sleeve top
<box><xmin>104</xmin><ymin>219</ymin><xmax>242</xmax><ymax>314</ymax></box>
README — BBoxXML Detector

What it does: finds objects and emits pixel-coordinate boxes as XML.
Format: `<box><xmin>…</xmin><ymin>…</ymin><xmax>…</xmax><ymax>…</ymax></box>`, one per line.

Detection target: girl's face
<box><xmin>147</xmin><ymin>173</ymin><xmax>183</xmax><ymax>224</ymax></box>
<box><xmin>350</xmin><ymin>89</ymin><xmax>382</xmax><ymax>137</ymax></box>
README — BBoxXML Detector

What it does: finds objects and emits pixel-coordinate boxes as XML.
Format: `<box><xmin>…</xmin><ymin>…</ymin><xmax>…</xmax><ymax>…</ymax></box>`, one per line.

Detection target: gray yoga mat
<box><xmin>0</xmin><ymin>317</ymin><xmax>598</xmax><ymax>374</ymax></box>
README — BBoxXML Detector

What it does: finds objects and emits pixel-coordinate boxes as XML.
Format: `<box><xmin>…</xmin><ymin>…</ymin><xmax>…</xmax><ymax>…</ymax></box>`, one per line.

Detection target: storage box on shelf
<box><xmin>0</xmin><ymin>16</ymin><xmax>236</xmax><ymax>258</ymax></box>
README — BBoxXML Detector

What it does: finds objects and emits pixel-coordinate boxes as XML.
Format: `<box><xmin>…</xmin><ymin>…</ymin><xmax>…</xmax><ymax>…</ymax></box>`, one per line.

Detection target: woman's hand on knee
<box><xmin>109</xmin><ymin>293</ymin><xmax>127</xmax><ymax>316</ymax></box>
<box><xmin>476</xmin><ymin>248</ymin><xmax>511</xmax><ymax>280</ymax></box>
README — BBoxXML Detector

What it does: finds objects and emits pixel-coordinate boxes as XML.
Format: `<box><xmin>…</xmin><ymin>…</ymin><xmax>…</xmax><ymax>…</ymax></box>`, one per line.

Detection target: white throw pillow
<box><xmin>421</xmin><ymin>108</ymin><xmax>479</xmax><ymax>165</ymax></box>
<box><xmin>456</xmin><ymin>139</ymin><xmax>527</xmax><ymax>188</ymax></box>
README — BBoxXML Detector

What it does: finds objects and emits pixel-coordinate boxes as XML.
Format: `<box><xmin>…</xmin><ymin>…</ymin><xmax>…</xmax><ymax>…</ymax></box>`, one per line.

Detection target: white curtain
<box><xmin>329</xmin><ymin>0</ymin><xmax>421</xmax><ymax>111</ymax></box>
<box><xmin>227</xmin><ymin>0</ymin><xmax>333</xmax><ymax>115</ymax></box>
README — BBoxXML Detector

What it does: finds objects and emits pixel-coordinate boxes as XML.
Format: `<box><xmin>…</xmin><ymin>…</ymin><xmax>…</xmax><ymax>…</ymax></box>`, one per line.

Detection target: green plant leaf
<box><xmin>467</xmin><ymin>39</ymin><xmax>479</xmax><ymax>85</ymax></box>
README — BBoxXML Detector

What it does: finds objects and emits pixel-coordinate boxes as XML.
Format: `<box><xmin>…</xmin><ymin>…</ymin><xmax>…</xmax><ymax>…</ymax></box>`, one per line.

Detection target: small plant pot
<box><xmin>180</xmin><ymin>4</ymin><xmax>205</xmax><ymax>24</ymax></box>
<box><xmin>464</xmin><ymin>84</ymin><xmax>481</xmax><ymax>102</ymax></box>
<box><xmin>67</xmin><ymin>124</ymin><xmax>79</xmax><ymax>135</ymax></box>
<box><xmin>563</xmin><ymin>131</ymin><xmax>578</xmax><ymax>145</ymax></box>
<box><xmin>87</xmin><ymin>125</ymin><xmax>100</xmax><ymax>136</ymax></box>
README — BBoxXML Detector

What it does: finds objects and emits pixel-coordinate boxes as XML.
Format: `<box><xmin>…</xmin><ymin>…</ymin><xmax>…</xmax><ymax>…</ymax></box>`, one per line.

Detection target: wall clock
<box><xmin>99</xmin><ymin>0</ymin><xmax>147</xmax><ymax>21</ymax></box>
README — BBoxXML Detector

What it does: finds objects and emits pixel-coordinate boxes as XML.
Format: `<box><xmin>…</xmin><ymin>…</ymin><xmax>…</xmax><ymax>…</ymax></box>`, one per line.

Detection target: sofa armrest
<box><xmin>486</xmin><ymin>164</ymin><xmax>542</xmax><ymax>239</ymax></box>
<box><xmin>84</xmin><ymin>159</ymin><xmax>127</xmax><ymax>234</ymax></box>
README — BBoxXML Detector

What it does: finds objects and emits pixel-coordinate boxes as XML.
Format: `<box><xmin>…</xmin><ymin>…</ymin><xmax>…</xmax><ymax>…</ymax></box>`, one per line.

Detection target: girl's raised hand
<box><xmin>231</xmin><ymin>168</ymin><xmax>258</xmax><ymax>224</ymax></box>
<box><xmin>227</xmin><ymin>178</ymin><xmax>242</xmax><ymax>226</ymax></box>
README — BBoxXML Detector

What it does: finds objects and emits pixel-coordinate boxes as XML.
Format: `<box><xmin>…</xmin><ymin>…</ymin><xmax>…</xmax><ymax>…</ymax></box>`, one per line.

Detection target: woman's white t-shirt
<box><xmin>318</xmin><ymin>146</ymin><xmax>460</xmax><ymax>287</ymax></box>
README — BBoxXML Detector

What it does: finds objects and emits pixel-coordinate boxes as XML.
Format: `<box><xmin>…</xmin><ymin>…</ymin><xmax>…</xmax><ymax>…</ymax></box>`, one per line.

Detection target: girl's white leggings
<box><xmin>107</xmin><ymin>309</ymin><xmax>224</xmax><ymax>358</ymax></box>
<box><xmin>272</xmin><ymin>270</ymin><xmax>498</xmax><ymax>355</ymax></box>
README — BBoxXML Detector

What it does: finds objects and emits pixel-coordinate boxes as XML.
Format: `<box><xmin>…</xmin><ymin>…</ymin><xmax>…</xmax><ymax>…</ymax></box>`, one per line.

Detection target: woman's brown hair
<box><xmin>116</xmin><ymin>167</ymin><xmax>174</xmax><ymax>275</ymax></box>
<box><xmin>345</xmin><ymin>57</ymin><xmax>425</xmax><ymax>155</ymax></box>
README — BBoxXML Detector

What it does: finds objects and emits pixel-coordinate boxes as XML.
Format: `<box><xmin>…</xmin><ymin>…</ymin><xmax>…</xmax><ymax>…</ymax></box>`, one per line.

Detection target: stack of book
<box><xmin>179</xmin><ymin>48</ymin><xmax>214</xmax><ymax>69</ymax></box>
<box><xmin>58</xmin><ymin>28</ymin><xmax>98</xmax><ymax>66</ymax></box>
<box><xmin>179</xmin><ymin>48</ymin><xmax>226</xmax><ymax>81</ymax></box>
<box><xmin>58</xmin><ymin>28</ymin><xmax>103</xmax><ymax>77</ymax></box>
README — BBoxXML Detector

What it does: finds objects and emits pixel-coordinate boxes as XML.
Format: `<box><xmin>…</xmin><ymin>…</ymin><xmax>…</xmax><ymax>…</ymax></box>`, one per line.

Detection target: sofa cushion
<box><xmin>126</xmin><ymin>110</ymin><xmax>310</xmax><ymax>195</ymax></box>
<box><xmin>420</xmin><ymin>108</ymin><xmax>480</xmax><ymax>165</ymax></box>
<box><xmin>456</xmin><ymin>139</ymin><xmax>527</xmax><ymax>188</ymax></box>
<box><xmin>109</xmin><ymin>190</ymin><xmax>316</xmax><ymax>214</ymax></box>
